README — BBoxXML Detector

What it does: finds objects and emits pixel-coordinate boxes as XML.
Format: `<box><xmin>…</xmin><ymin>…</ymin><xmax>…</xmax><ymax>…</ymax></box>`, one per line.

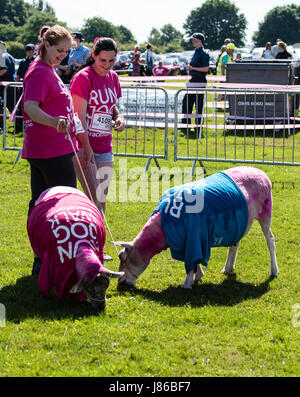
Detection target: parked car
<box><xmin>113</xmin><ymin>54</ymin><xmax>130</xmax><ymax>70</ymax></box>
<box><xmin>209</xmin><ymin>60</ymin><xmax>217</xmax><ymax>75</ymax></box>
<box><xmin>179</xmin><ymin>53</ymin><xmax>193</xmax><ymax>75</ymax></box>
<box><xmin>251</xmin><ymin>47</ymin><xmax>265</xmax><ymax>59</ymax></box>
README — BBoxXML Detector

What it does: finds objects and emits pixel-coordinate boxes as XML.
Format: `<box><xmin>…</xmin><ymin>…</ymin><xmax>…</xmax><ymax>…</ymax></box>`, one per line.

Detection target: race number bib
<box><xmin>90</xmin><ymin>112</ymin><xmax>112</xmax><ymax>136</ymax></box>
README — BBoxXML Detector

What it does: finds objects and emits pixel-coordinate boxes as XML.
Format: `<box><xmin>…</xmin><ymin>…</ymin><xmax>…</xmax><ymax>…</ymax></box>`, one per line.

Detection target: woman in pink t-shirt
<box><xmin>21</xmin><ymin>25</ymin><xmax>93</xmax><ymax>273</ymax></box>
<box><xmin>70</xmin><ymin>37</ymin><xmax>125</xmax><ymax>217</ymax></box>
<box><xmin>22</xmin><ymin>25</ymin><xmax>92</xmax><ymax>208</ymax></box>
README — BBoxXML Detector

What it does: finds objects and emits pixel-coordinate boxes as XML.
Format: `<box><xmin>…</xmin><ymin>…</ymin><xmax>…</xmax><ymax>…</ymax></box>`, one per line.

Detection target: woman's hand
<box><xmin>55</xmin><ymin>117</ymin><xmax>70</xmax><ymax>133</ymax></box>
<box><xmin>81</xmin><ymin>143</ymin><xmax>94</xmax><ymax>169</ymax></box>
<box><xmin>114</xmin><ymin>116</ymin><xmax>125</xmax><ymax>132</ymax></box>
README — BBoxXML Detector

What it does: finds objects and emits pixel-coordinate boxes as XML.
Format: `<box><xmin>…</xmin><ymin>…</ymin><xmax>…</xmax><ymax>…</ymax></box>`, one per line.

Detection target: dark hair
<box><xmin>38</xmin><ymin>25</ymin><xmax>72</xmax><ymax>59</ymax></box>
<box><xmin>80</xmin><ymin>37</ymin><xmax>118</xmax><ymax>70</ymax></box>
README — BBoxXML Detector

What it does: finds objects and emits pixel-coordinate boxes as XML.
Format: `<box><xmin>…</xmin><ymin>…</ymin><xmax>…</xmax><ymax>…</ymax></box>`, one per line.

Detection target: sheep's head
<box><xmin>70</xmin><ymin>268</ymin><xmax>124</xmax><ymax>310</ymax></box>
<box><xmin>116</xmin><ymin>242</ymin><xmax>150</xmax><ymax>286</ymax></box>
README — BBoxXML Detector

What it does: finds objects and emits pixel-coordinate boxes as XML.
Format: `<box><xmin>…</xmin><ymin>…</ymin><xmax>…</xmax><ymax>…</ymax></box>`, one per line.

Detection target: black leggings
<box><xmin>27</xmin><ymin>153</ymin><xmax>77</xmax><ymax>214</ymax></box>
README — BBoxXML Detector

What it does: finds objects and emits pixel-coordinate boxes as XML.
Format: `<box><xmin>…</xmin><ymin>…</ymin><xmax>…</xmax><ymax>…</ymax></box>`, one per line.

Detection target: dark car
<box><xmin>113</xmin><ymin>54</ymin><xmax>130</xmax><ymax>70</ymax></box>
<box><xmin>178</xmin><ymin>56</ymin><xmax>190</xmax><ymax>75</ymax></box>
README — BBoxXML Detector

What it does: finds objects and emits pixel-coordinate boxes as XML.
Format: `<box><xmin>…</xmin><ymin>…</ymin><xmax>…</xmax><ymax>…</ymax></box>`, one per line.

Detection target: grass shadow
<box><xmin>0</xmin><ymin>275</ymin><xmax>103</xmax><ymax>323</ymax></box>
<box><xmin>118</xmin><ymin>274</ymin><xmax>275</xmax><ymax>308</ymax></box>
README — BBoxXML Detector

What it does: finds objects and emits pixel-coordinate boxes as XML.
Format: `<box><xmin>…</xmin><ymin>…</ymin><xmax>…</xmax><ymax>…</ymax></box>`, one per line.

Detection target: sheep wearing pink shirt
<box><xmin>27</xmin><ymin>186</ymin><xmax>124</xmax><ymax>309</ymax></box>
<box><xmin>117</xmin><ymin>166</ymin><xmax>278</xmax><ymax>289</ymax></box>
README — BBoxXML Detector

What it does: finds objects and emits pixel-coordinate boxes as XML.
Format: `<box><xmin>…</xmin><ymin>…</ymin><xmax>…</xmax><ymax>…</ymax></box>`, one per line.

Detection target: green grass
<box><xmin>0</xmin><ymin>123</ymin><xmax>300</xmax><ymax>377</ymax></box>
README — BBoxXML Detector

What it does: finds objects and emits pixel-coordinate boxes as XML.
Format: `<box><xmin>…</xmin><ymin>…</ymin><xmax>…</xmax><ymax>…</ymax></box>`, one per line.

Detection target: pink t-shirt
<box><xmin>27</xmin><ymin>186</ymin><xmax>106</xmax><ymax>301</ymax></box>
<box><xmin>70</xmin><ymin>66</ymin><xmax>122</xmax><ymax>154</ymax></box>
<box><xmin>21</xmin><ymin>60</ymin><xmax>78</xmax><ymax>159</ymax></box>
<box><xmin>153</xmin><ymin>65</ymin><xmax>170</xmax><ymax>76</ymax></box>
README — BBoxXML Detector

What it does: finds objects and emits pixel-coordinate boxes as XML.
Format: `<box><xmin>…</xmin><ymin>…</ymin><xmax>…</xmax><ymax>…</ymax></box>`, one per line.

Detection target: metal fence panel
<box><xmin>0</xmin><ymin>82</ymin><xmax>24</xmax><ymax>162</ymax></box>
<box><xmin>116</xmin><ymin>86</ymin><xmax>169</xmax><ymax>167</ymax></box>
<box><xmin>174</xmin><ymin>87</ymin><xmax>300</xmax><ymax>168</ymax></box>
<box><xmin>2</xmin><ymin>81</ymin><xmax>300</xmax><ymax>169</ymax></box>
<box><xmin>1</xmin><ymin>83</ymin><xmax>169</xmax><ymax>167</ymax></box>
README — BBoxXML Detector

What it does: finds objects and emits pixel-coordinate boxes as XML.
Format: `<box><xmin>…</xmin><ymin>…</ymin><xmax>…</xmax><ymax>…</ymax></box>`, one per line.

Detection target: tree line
<box><xmin>1</xmin><ymin>0</ymin><xmax>300</xmax><ymax>58</ymax></box>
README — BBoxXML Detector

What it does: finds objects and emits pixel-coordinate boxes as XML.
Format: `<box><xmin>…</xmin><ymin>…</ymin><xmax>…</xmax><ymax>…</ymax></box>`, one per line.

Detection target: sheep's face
<box><xmin>117</xmin><ymin>242</ymin><xmax>150</xmax><ymax>286</ymax></box>
<box><xmin>83</xmin><ymin>274</ymin><xmax>110</xmax><ymax>310</ymax></box>
<box><xmin>70</xmin><ymin>269</ymin><xmax>124</xmax><ymax>310</ymax></box>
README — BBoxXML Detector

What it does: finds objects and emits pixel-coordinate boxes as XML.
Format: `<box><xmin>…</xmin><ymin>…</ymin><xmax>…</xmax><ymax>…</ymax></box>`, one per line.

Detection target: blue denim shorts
<box><xmin>94</xmin><ymin>152</ymin><xmax>114</xmax><ymax>162</ymax></box>
<box><xmin>78</xmin><ymin>148</ymin><xmax>114</xmax><ymax>163</ymax></box>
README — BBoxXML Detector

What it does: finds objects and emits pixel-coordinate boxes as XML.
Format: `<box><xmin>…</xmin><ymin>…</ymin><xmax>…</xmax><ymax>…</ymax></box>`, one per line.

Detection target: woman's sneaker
<box><xmin>32</xmin><ymin>257</ymin><xmax>42</xmax><ymax>276</ymax></box>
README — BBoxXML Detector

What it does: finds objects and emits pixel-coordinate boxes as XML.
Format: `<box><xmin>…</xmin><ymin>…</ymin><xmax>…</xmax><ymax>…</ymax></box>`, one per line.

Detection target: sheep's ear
<box><xmin>101</xmin><ymin>268</ymin><xmax>125</xmax><ymax>279</ymax></box>
<box><xmin>70</xmin><ymin>279</ymin><xmax>86</xmax><ymax>294</ymax></box>
<box><xmin>114</xmin><ymin>241</ymin><xmax>133</xmax><ymax>251</ymax></box>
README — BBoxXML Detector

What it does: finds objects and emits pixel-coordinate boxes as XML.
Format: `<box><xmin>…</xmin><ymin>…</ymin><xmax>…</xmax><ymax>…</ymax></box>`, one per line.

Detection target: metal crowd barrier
<box><xmin>173</xmin><ymin>86</ymin><xmax>300</xmax><ymax>173</ymax></box>
<box><xmin>0</xmin><ymin>82</ymin><xmax>24</xmax><ymax>163</ymax></box>
<box><xmin>116</xmin><ymin>85</ymin><xmax>169</xmax><ymax>170</ymax></box>
<box><xmin>0</xmin><ymin>83</ymin><xmax>169</xmax><ymax>169</ymax></box>
<box><xmin>1</xmin><ymin>81</ymin><xmax>300</xmax><ymax>171</ymax></box>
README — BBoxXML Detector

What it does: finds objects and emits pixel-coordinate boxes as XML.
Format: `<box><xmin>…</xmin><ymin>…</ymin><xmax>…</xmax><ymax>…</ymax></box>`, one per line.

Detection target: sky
<box><xmin>25</xmin><ymin>0</ymin><xmax>294</xmax><ymax>45</ymax></box>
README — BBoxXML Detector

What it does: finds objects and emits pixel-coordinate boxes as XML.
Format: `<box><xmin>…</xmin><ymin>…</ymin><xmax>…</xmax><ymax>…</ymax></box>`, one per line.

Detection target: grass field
<box><xmin>0</xmin><ymin>119</ymin><xmax>300</xmax><ymax>377</ymax></box>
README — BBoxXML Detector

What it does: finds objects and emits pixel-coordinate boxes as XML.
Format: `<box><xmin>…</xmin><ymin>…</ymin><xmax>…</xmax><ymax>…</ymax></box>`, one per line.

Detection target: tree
<box><xmin>160</xmin><ymin>24</ymin><xmax>183</xmax><ymax>46</ymax></box>
<box><xmin>183</xmin><ymin>0</ymin><xmax>247</xmax><ymax>50</ymax></box>
<box><xmin>18</xmin><ymin>11</ymin><xmax>63</xmax><ymax>44</ymax></box>
<box><xmin>148</xmin><ymin>24</ymin><xmax>183</xmax><ymax>50</ymax></box>
<box><xmin>0</xmin><ymin>23</ymin><xmax>23</xmax><ymax>42</ymax></box>
<box><xmin>0</xmin><ymin>0</ymin><xmax>30</xmax><ymax>27</ymax></box>
<box><xmin>148</xmin><ymin>28</ymin><xmax>162</xmax><ymax>47</ymax></box>
<box><xmin>6</xmin><ymin>41</ymin><xmax>25</xmax><ymax>58</ymax></box>
<box><xmin>252</xmin><ymin>4</ymin><xmax>300</xmax><ymax>46</ymax></box>
<box><xmin>81</xmin><ymin>17</ymin><xmax>120</xmax><ymax>43</ymax></box>
<box><xmin>117</xmin><ymin>25</ymin><xmax>135</xmax><ymax>44</ymax></box>
<box><xmin>30</xmin><ymin>0</ymin><xmax>56</xmax><ymax>15</ymax></box>
<box><xmin>0</xmin><ymin>0</ymin><xmax>64</xmax><ymax>44</ymax></box>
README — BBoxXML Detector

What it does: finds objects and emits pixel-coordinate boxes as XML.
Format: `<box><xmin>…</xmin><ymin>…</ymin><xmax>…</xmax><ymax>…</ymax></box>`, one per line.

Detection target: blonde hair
<box><xmin>38</xmin><ymin>25</ymin><xmax>72</xmax><ymax>59</ymax></box>
<box><xmin>278</xmin><ymin>41</ymin><xmax>286</xmax><ymax>51</ymax></box>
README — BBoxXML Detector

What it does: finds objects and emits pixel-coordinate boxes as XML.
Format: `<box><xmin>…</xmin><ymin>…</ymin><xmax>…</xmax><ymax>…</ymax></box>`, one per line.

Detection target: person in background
<box><xmin>70</xmin><ymin>37</ymin><xmax>125</xmax><ymax>219</ymax></box>
<box><xmin>261</xmin><ymin>42</ymin><xmax>274</xmax><ymax>59</ymax></box>
<box><xmin>0</xmin><ymin>41</ymin><xmax>16</xmax><ymax>129</ymax></box>
<box><xmin>145</xmin><ymin>43</ymin><xmax>155</xmax><ymax>76</ymax></box>
<box><xmin>56</xmin><ymin>49</ymin><xmax>71</xmax><ymax>83</ymax></box>
<box><xmin>217</xmin><ymin>43</ymin><xmax>236</xmax><ymax>75</ymax></box>
<box><xmin>235</xmin><ymin>52</ymin><xmax>242</xmax><ymax>61</ymax></box>
<box><xmin>16</xmin><ymin>44</ymin><xmax>35</xmax><ymax>82</ymax></box>
<box><xmin>68</xmin><ymin>32</ymin><xmax>90</xmax><ymax>74</ymax></box>
<box><xmin>272</xmin><ymin>38</ymin><xmax>281</xmax><ymax>58</ymax></box>
<box><xmin>131</xmin><ymin>52</ymin><xmax>145</xmax><ymax>77</ymax></box>
<box><xmin>21</xmin><ymin>25</ymin><xmax>93</xmax><ymax>274</ymax></box>
<box><xmin>216</xmin><ymin>45</ymin><xmax>227</xmax><ymax>69</ymax></box>
<box><xmin>152</xmin><ymin>61</ymin><xmax>170</xmax><ymax>77</ymax></box>
<box><xmin>181</xmin><ymin>33</ymin><xmax>209</xmax><ymax>133</ymax></box>
<box><xmin>131</xmin><ymin>45</ymin><xmax>141</xmax><ymax>59</ymax></box>
<box><xmin>276</xmin><ymin>42</ymin><xmax>292</xmax><ymax>59</ymax></box>
<box><xmin>0</xmin><ymin>41</ymin><xmax>15</xmax><ymax>83</ymax></box>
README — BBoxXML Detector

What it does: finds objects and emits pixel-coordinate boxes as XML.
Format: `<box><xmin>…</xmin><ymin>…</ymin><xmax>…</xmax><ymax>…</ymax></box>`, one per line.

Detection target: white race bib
<box><xmin>90</xmin><ymin>112</ymin><xmax>112</xmax><ymax>136</ymax></box>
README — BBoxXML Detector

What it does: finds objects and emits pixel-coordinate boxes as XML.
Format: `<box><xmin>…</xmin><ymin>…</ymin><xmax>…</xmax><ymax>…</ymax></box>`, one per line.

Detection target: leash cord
<box><xmin>63</xmin><ymin>120</ymin><xmax>119</xmax><ymax>257</ymax></box>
